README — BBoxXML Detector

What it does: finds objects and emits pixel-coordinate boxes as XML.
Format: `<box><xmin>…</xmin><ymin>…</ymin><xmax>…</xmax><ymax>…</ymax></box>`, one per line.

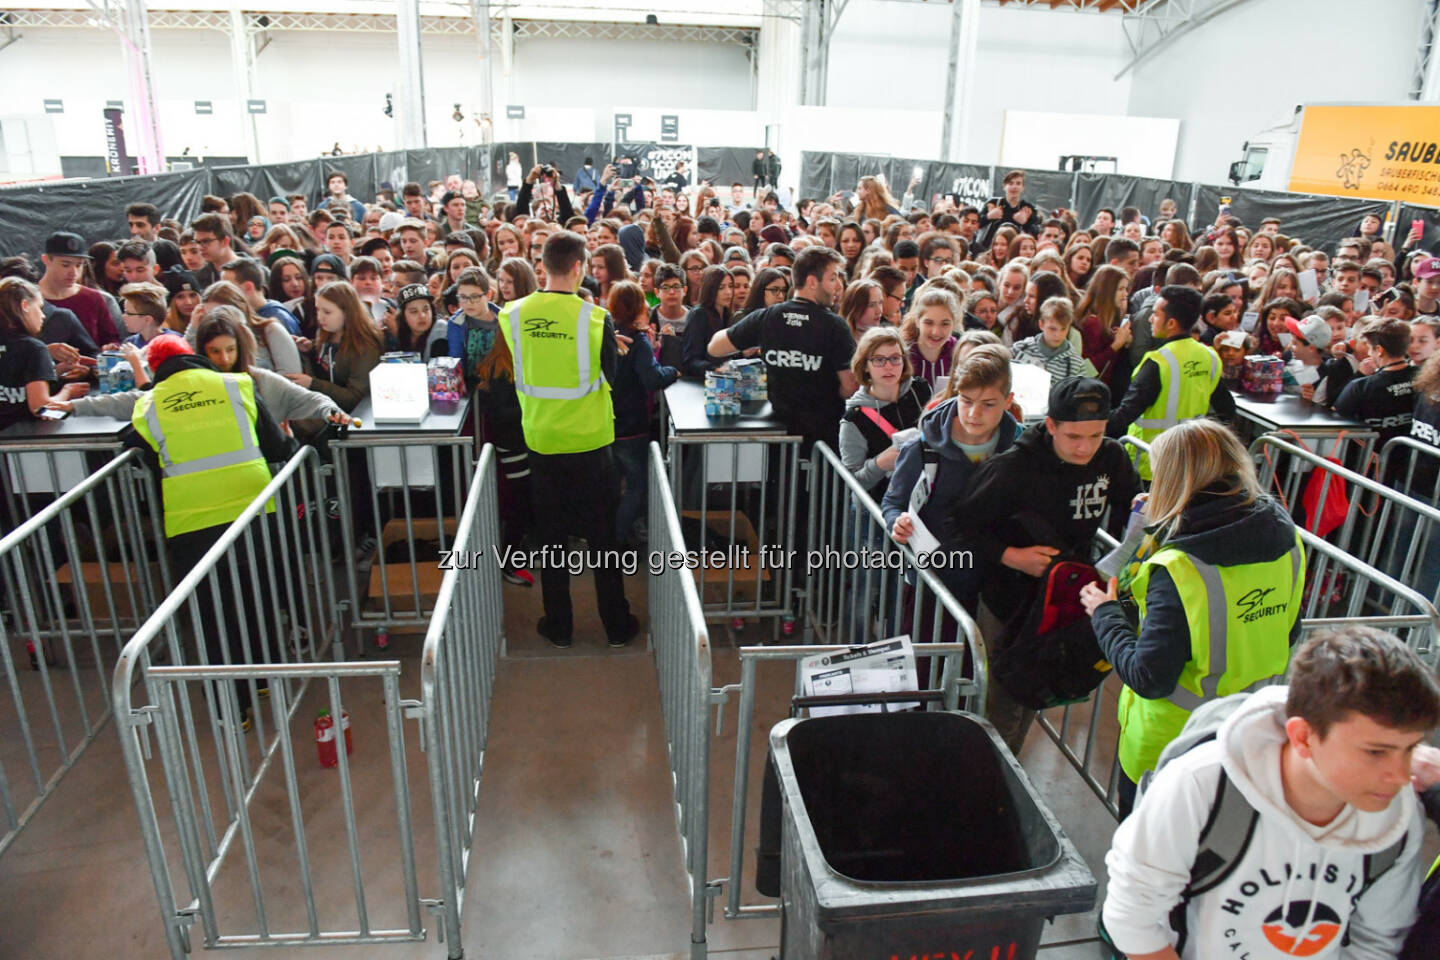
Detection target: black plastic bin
<box><xmin>770</xmin><ymin>711</ymin><xmax>1095</xmax><ymax>960</ymax></box>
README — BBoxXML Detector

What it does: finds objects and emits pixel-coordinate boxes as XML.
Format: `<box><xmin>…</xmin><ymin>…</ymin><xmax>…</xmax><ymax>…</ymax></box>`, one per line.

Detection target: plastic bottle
<box><xmin>314</xmin><ymin>708</ymin><xmax>353</xmax><ymax>768</ymax></box>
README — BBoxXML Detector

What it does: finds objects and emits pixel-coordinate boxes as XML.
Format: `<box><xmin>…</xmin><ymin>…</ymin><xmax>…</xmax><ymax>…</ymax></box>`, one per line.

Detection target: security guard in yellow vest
<box><xmin>1107</xmin><ymin>285</ymin><xmax>1235</xmax><ymax>479</ymax></box>
<box><xmin>1081</xmin><ymin>419</ymin><xmax>1301</xmax><ymax>818</ymax></box>
<box><xmin>499</xmin><ymin>230</ymin><xmax>637</xmax><ymax>649</ymax></box>
<box><xmin>125</xmin><ymin>336</ymin><xmax>292</xmax><ymax>725</ymax></box>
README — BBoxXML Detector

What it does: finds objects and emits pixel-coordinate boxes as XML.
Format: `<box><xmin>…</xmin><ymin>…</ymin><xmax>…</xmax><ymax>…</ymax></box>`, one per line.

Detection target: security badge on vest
<box><xmin>1127</xmin><ymin>338</ymin><xmax>1221</xmax><ymax>480</ymax></box>
<box><xmin>131</xmin><ymin>368</ymin><xmax>273</xmax><ymax>539</ymax></box>
<box><xmin>1117</xmin><ymin>533</ymin><xmax>1305</xmax><ymax>781</ymax></box>
<box><xmin>499</xmin><ymin>292</ymin><xmax>614</xmax><ymax>456</ymax></box>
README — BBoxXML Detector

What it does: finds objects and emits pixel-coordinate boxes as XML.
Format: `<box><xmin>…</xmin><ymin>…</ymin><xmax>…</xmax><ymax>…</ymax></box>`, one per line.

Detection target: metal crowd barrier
<box><xmin>663</xmin><ymin>428</ymin><xmax>803</xmax><ymax>635</ymax></box>
<box><xmin>650</xmin><ymin>441</ymin><xmax>990</xmax><ymax>956</ymax></box>
<box><xmin>0</xmin><ymin>441</ymin><xmax>170</xmax><ymax>648</ymax></box>
<box><xmin>804</xmin><ymin>441</ymin><xmax>990</xmax><ymax>678</ymax></box>
<box><xmin>648</xmin><ymin>441</ymin><xmax>715</xmax><ymax>960</ymax></box>
<box><xmin>1375</xmin><ymin>436</ymin><xmax>1440</xmax><ymax>607</ymax></box>
<box><xmin>1033</xmin><ymin>434</ymin><xmax>1440</xmax><ymax>820</ymax></box>
<box><xmin>419</xmin><ymin>443</ymin><xmax>505</xmax><ymax>958</ymax></box>
<box><xmin>1252</xmin><ymin>434</ymin><xmax>1440</xmax><ymax>625</ymax></box>
<box><xmin>112</xmin><ymin>446</ymin><xmax>368</xmax><ymax>957</ymax></box>
<box><xmin>330</xmin><ymin>435</ymin><xmax>475</xmax><ymax>651</ymax></box>
<box><xmin>0</xmin><ymin>448</ymin><xmax>167</xmax><ymax>858</ymax></box>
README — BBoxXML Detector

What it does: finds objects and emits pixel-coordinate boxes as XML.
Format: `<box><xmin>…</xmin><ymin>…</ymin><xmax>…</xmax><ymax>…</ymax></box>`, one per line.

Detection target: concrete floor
<box><xmin>0</xmin><ymin>567</ymin><xmax>1130</xmax><ymax>960</ymax></box>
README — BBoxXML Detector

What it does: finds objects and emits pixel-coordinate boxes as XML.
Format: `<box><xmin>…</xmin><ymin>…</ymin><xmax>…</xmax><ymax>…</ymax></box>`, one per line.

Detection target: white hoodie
<box><xmin>1103</xmin><ymin>686</ymin><xmax>1424</xmax><ymax>960</ymax></box>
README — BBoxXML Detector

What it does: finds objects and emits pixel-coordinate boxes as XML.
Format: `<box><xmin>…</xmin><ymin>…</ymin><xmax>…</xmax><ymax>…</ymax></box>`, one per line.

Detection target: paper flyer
<box><xmin>800</xmin><ymin>636</ymin><xmax>920</xmax><ymax>716</ymax></box>
<box><xmin>906</xmin><ymin>471</ymin><xmax>942</xmax><ymax>555</ymax></box>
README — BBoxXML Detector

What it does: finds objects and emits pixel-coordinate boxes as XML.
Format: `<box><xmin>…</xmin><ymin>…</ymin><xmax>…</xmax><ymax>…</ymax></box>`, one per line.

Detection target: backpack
<box><xmin>991</xmin><ymin>557</ymin><xmax>1110</xmax><ymax>710</ymax></box>
<box><xmin>1098</xmin><ymin>693</ymin><xmax>1408</xmax><ymax>959</ymax></box>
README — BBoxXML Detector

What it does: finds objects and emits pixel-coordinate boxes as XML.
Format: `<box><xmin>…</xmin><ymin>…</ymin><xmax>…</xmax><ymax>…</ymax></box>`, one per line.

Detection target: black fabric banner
<box><xmin>1191</xmin><ymin>183</ymin><xmax>1392</xmax><ymax>255</ymax></box>
<box><xmin>697</xmin><ymin>147</ymin><xmax>762</xmax><ymax>192</ymax></box>
<box><xmin>1394</xmin><ymin>204</ymin><xmax>1440</xmax><ymax>262</ymax></box>
<box><xmin>211</xmin><ymin>159</ymin><xmax>323</xmax><ymax>207</ymax></box>
<box><xmin>617</xmin><ymin>142</ymin><xmax>698</xmax><ymax>184</ymax></box>
<box><xmin>896</xmin><ymin>160</ymin><xmax>992</xmax><ymax>213</ymax></box>
<box><xmin>491</xmin><ymin>143</ymin><xmax>536</xmax><ymax>194</ymax></box>
<box><xmin>405</xmin><ymin>147</ymin><xmax>475</xmax><ymax>191</ymax></box>
<box><xmin>320</xmin><ymin>154</ymin><xmax>377</xmax><ymax>207</ymax></box>
<box><xmin>1002</xmin><ymin>168</ymin><xmax>1076</xmax><ymax>220</ymax></box>
<box><xmin>373</xmin><ymin>150</ymin><xmax>410</xmax><ymax>194</ymax></box>
<box><xmin>1073</xmin><ymin>174</ymin><xmax>1195</xmax><ymax>231</ymax></box>
<box><xmin>0</xmin><ymin>169</ymin><xmax>211</xmax><ymax>258</ymax></box>
<box><xmin>800</xmin><ymin>151</ymin><xmax>833</xmax><ymax>200</ymax></box>
<box><xmin>535</xmin><ymin>142</ymin><xmax>610</xmax><ymax>190</ymax></box>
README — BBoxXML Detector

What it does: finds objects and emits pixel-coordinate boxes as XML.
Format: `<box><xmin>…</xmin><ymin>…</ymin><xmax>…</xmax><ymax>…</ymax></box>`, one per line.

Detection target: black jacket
<box><xmin>1090</xmin><ymin>491</ymin><xmax>1301</xmax><ymax>700</ymax></box>
<box><xmin>975</xmin><ymin>196</ymin><xmax>1041</xmax><ymax>250</ymax></box>
<box><xmin>1107</xmin><ymin>333</ymin><xmax>1237</xmax><ymax>437</ymax></box>
<box><xmin>680</xmin><ymin>305</ymin><xmax>729</xmax><ymax>379</ymax></box>
<box><xmin>949</xmin><ymin>423</ymin><xmax>1140</xmax><ymax>622</ymax></box>
<box><xmin>122</xmin><ymin>355</ymin><xmax>295</xmax><ymax>500</ymax></box>
<box><xmin>611</xmin><ymin>330</ymin><xmax>677</xmax><ymax>438</ymax></box>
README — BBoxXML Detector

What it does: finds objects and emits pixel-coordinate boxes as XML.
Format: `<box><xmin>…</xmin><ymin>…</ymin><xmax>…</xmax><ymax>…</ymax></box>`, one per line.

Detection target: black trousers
<box><xmin>169</xmin><ymin>522</ymin><xmax>277</xmax><ymax>715</ymax></box>
<box><xmin>528</xmin><ymin>445</ymin><xmax>632</xmax><ymax>640</ymax></box>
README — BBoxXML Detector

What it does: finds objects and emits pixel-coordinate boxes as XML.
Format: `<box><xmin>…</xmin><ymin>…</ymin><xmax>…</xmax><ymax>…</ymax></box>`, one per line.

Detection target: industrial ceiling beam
<box><xmin>0</xmin><ymin>8</ymin><xmax>759</xmax><ymax>45</ymax></box>
<box><xmin>1115</xmin><ymin>0</ymin><xmax>1248</xmax><ymax>79</ymax></box>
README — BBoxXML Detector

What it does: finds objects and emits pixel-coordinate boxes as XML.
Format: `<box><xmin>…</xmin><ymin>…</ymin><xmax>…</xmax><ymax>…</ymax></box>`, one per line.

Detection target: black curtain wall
<box><xmin>3</xmin><ymin>144</ymin><xmax>1431</xmax><ymax>261</ymax></box>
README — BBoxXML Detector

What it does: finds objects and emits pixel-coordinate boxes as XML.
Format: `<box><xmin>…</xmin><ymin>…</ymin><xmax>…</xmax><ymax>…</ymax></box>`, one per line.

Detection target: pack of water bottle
<box><xmin>97</xmin><ymin>351</ymin><xmax>134</xmax><ymax>394</ymax></box>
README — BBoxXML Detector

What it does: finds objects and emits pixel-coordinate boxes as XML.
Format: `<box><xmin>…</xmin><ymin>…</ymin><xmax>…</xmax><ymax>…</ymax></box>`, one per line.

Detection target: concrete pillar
<box><xmin>396</xmin><ymin>0</ymin><xmax>427</xmax><ymax>148</ymax></box>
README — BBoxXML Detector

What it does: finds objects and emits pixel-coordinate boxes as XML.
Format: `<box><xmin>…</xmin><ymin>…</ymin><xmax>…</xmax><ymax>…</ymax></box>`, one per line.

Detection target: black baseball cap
<box><xmin>440</xmin><ymin>190</ymin><xmax>461</xmax><ymax>207</ymax></box>
<box><xmin>396</xmin><ymin>283</ymin><xmax>431</xmax><ymax>311</ymax></box>
<box><xmin>158</xmin><ymin>265</ymin><xmax>199</xmax><ymax>300</ymax></box>
<box><xmin>45</xmin><ymin>232</ymin><xmax>89</xmax><ymax>258</ymax></box>
<box><xmin>1049</xmin><ymin>377</ymin><xmax>1111</xmax><ymax>422</ymax></box>
<box><xmin>310</xmin><ymin>253</ymin><xmax>348</xmax><ymax>280</ymax></box>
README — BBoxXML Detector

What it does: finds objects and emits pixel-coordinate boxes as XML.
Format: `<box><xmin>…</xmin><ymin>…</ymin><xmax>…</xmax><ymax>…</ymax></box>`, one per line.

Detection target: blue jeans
<box><xmin>614</xmin><ymin>435</ymin><xmax>649</xmax><ymax>545</ymax></box>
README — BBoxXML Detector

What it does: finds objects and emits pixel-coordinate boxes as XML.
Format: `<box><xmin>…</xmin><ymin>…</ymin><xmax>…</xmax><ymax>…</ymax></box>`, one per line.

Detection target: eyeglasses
<box><xmin>884</xmin><ymin>292</ymin><xmax>904</xmax><ymax>304</ymax></box>
<box><xmin>458</xmin><ymin>293</ymin><xmax>486</xmax><ymax>304</ymax></box>
<box><xmin>928</xmin><ymin>256</ymin><xmax>954</xmax><ymax>266</ymax></box>
<box><xmin>867</xmin><ymin>355</ymin><xmax>903</xmax><ymax>367</ymax></box>
<box><xmin>194</xmin><ymin>236</ymin><xmax>219</xmax><ymax>247</ymax></box>
<box><xmin>765</xmin><ymin>285</ymin><xmax>788</xmax><ymax>296</ymax></box>
<box><xmin>685</xmin><ymin>266</ymin><xmax>704</xmax><ymax>273</ymax></box>
<box><xmin>658</xmin><ymin>283</ymin><xmax>685</xmax><ymax>292</ymax></box>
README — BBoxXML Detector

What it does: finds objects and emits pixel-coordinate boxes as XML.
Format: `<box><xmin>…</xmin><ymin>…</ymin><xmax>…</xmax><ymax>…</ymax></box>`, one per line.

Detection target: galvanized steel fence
<box><xmin>113</xmin><ymin>441</ymin><xmax>501</xmax><ymax>958</ymax></box>
<box><xmin>0</xmin><ymin>447</ymin><xmax>167</xmax><ymax>857</ymax></box>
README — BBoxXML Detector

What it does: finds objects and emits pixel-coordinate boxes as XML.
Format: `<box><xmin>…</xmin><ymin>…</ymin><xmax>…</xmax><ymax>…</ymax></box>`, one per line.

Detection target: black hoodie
<box><xmin>1090</xmin><ymin>490</ymin><xmax>1301</xmax><ymax>701</ymax></box>
<box><xmin>122</xmin><ymin>354</ymin><xmax>295</xmax><ymax>492</ymax></box>
<box><xmin>948</xmin><ymin>422</ymin><xmax>1140</xmax><ymax>622</ymax></box>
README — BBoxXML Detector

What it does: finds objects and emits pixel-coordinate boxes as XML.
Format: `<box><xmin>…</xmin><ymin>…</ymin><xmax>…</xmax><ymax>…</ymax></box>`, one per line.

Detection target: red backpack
<box><xmin>992</xmin><ymin>559</ymin><xmax>1112</xmax><ymax>710</ymax></box>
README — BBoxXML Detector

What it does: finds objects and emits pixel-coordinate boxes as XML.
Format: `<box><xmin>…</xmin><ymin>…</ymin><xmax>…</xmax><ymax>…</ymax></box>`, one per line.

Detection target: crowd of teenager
<box><xmin>1</xmin><ymin>159</ymin><xmax>1439</xmax><ymax>958</ymax></box>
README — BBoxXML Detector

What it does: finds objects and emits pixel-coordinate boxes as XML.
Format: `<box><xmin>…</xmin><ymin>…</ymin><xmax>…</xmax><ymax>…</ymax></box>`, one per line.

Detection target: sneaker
<box><xmin>537</xmin><ymin>617</ymin><xmax>572</xmax><ymax>649</ymax></box>
<box><xmin>502</xmin><ymin>566</ymin><xmax>535</xmax><ymax>587</ymax></box>
<box><xmin>607</xmin><ymin>613</ymin><xmax>640</xmax><ymax>648</ymax></box>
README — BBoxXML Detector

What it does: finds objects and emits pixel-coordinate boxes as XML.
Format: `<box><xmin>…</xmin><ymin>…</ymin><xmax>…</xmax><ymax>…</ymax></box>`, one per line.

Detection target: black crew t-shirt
<box><xmin>1335</xmin><ymin>364</ymin><xmax>1415</xmax><ymax>446</ymax></box>
<box><xmin>0</xmin><ymin>333</ymin><xmax>56</xmax><ymax>429</ymax></box>
<box><xmin>724</xmin><ymin>298</ymin><xmax>855</xmax><ymax>447</ymax></box>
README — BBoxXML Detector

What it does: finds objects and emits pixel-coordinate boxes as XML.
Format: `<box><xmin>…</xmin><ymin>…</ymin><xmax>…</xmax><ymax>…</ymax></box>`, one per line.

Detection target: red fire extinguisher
<box><xmin>314</xmin><ymin>708</ymin><xmax>353</xmax><ymax>768</ymax></box>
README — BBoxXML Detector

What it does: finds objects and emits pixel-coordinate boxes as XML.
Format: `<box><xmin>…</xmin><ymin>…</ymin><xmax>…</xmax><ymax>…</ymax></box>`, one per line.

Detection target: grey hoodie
<box><xmin>837</xmin><ymin>378</ymin><xmax>927</xmax><ymax>495</ymax></box>
<box><xmin>1105</xmin><ymin>686</ymin><xmax>1424</xmax><ymax>960</ymax></box>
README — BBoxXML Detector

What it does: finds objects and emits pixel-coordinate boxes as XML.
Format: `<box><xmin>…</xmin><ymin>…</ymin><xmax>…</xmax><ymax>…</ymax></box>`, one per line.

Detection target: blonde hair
<box><xmin>850</xmin><ymin>325</ymin><xmax>912</xmax><ymax>385</ymax></box>
<box><xmin>1146</xmin><ymin>419</ymin><xmax>1261</xmax><ymax>536</ymax></box>
<box><xmin>900</xmin><ymin>288</ymin><xmax>961</xmax><ymax>345</ymax></box>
